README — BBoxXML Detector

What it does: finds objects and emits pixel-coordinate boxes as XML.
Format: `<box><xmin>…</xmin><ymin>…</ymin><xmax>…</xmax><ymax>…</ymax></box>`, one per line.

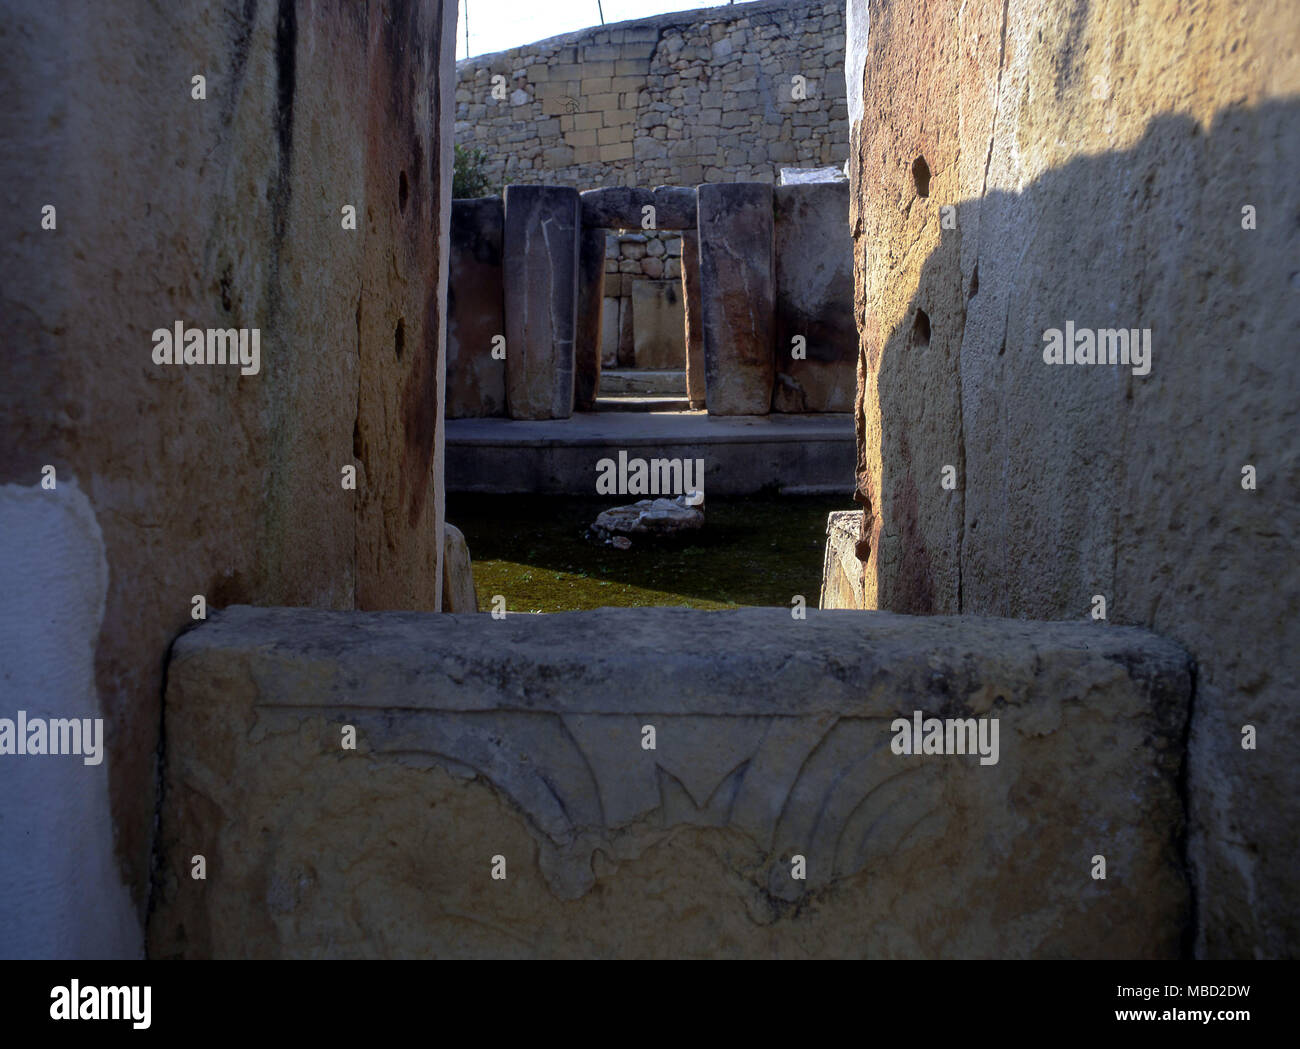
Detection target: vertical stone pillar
<box><xmin>503</xmin><ymin>185</ymin><xmax>579</xmax><ymax>419</ymax></box>
<box><xmin>772</xmin><ymin>182</ymin><xmax>856</xmax><ymax>412</ymax></box>
<box><xmin>681</xmin><ymin>229</ymin><xmax>706</xmax><ymax>409</ymax></box>
<box><xmin>574</xmin><ymin>225</ymin><xmax>606</xmax><ymax>411</ymax></box>
<box><xmin>697</xmin><ymin>183</ymin><xmax>775</xmax><ymax>415</ymax></box>
<box><xmin>447</xmin><ymin>197</ymin><xmax>506</xmax><ymax>417</ymax></box>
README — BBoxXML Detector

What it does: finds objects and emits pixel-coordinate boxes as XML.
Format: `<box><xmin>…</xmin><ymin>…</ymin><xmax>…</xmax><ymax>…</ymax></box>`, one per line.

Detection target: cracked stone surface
<box><xmin>149</xmin><ymin>605</ymin><xmax>1191</xmax><ymax>958</ymax></box>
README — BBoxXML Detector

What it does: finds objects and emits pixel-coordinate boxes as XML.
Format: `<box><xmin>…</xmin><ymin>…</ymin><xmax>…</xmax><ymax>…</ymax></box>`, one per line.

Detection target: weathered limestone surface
<box><xmin>441</xmin><ymin>524</ymin><xmax>477</xmax><ymax>613</ymax></box>
<box><xmin>631</xmin><ymin>280</ymin><xmax>685</xmax><ymax>371</ymax></box>
<box><xmin>503</xmin><ymin>185</ymin><xmax>580</xmax><ymax>419</ymax></box>
<box><xmin>681</xmin><ymin>230</ymin><xmax>706</xmax><ymax>408</ymax></box>
<box><xmin>447</xmin><ymin>197</ymin><xmax>506</xmax><ymax>418</ymax></box>
<box><xmin>819</xmin><ymin>510</ymin><xmax>865</xmax><ymax>610</ymax></box>
<box><xmin>574</xmin><ymin>226</ymin><xmax>606</xmax><ymax>410</ymax></box>
<box><xmin>0</xmin><ymin>0</ymin><xmax>457</xmax><ymax>956</ymax></box>
<box><xmin>149</xmin><ymin>605</ymin><xmax>1191</xmax><ymax>959</ymax></box>
<box><xmin>847</xmin><ymin>0</ymin><xmax>1300</xmax><ymax>957</ymax></box>
<box><xmin>772</xmin><ymin>183</ymin><xmax>855</xmax><ymax>412</ymax></box>
<box><xmin>698</xmin><ymin>183</ymin><xmax>775</xmax><ymax>415</ymax></box>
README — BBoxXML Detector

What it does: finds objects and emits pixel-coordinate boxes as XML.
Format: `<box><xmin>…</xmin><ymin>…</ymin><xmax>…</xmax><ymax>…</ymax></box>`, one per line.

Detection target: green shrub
<box><xmin>452</xmin><ymin>144</ymin><xmax>494</xmax><ymax>198</ymax></box>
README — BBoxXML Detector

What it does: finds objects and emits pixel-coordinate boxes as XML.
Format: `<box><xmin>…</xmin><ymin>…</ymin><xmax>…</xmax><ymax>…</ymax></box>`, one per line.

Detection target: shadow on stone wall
<box><xmin>857</xmin><ymin>100</ymin><xmax>1300</xmax><ymax>957</ymax></box>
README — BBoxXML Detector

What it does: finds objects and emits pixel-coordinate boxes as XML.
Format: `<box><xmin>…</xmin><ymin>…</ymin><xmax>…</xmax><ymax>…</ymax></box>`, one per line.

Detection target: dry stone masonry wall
<box><xmin>455</xmin><ymin>0</ymin><xmax>848</xmax><ymax>191</ymax></box>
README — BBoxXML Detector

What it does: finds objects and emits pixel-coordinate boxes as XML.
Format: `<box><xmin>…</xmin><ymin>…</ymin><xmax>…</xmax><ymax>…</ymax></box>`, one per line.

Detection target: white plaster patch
<box><xmin>0</xmin><ymin>480</ymin><xmax>141</xmax><ymax>958</ymax></box>
<box><xmin>845</xmin><ymin>0</ymin><xmax>870</xmax><ymax>130</ymax></box>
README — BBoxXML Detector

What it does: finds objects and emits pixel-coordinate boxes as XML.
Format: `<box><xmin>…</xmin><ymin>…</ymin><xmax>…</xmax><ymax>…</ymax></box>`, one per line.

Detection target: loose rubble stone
<box><xmin>592</xmin><ymin>494</ymin><xmax>704</xmax><ymax>539</ymax></box>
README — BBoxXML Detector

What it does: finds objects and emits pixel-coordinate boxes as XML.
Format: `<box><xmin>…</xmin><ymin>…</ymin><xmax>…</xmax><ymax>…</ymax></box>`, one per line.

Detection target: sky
<box><xmin>457</xmin><ymin>0</ymin><xmax>745</xmax><ymax>60</ymax></box>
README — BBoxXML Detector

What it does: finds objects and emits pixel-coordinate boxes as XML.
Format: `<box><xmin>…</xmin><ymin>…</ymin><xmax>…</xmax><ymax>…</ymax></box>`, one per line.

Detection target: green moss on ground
<box><xmin>446</xmin><ymin>494</ymin><xmax>846</xmax><ymax>613</ymax></box>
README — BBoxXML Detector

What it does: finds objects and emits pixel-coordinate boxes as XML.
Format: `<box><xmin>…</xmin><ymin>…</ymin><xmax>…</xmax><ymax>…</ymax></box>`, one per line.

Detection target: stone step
<box><xmin>594</xmin><ymin>395</ymin><xmax>692</xmax><ymax>412</ymax></box>
<box><xmin>599</xmin><ymin>369</ymin><xmax>688</xmax><ymax>396</ymax></box>
<box><xmin>446</xmin><ymin>410</ymin><xmax>855</xmax><ymax>495</ymax></box>
<box><xmin>149</xmin><ymin>605</ymin><xmax>1191</xmax><ymax>959</ymax></box>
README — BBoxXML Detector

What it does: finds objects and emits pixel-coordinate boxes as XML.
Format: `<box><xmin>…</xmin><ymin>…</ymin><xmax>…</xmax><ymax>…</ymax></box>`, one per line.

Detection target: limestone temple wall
<box><xmin>454</xmin><ymin>0</ymin><xmax>848</xmax><ymax>191</ymax></box>
<box><xmin>0</xmin><ymin>0</ymin><xmax>457</xmax><ymax>957</ymax></box>
<box><xmin>840</xmin><ymin>0</ymin><xmax>1300</xmax><ymax>957</ymax></box>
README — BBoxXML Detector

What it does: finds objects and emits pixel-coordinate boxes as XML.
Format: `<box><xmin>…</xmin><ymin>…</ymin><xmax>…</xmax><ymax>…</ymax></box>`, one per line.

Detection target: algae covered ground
<box><xmin>447</xmin><ymin>493</ymin><xmax>847</xmax><ymax>612</ymax></box>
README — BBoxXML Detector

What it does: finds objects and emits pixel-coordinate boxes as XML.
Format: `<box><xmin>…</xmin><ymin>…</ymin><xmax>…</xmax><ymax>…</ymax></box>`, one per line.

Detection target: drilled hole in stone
<box><xmin>912</xmin><ymin>155</ymin><xmax>931</xmax><ymax>198</ymax></box>
<box><xmin>911</xmin><ymin>308</ymin><xmax>931</xmax><ymax>349</ymax></box>
<box><xmin>969</xmin><ymin>264</ymin><xmax>979</xmax><ymax>299</ymax></box>
<box><xmin>398</xmin><ymin>170</ymin><xmax>409</xmax><ymax>212</ymax></box>
<box><xmin>394</xmin><ymin>317</ymin><xmax>405</xmax><ymax>360</ymax></box>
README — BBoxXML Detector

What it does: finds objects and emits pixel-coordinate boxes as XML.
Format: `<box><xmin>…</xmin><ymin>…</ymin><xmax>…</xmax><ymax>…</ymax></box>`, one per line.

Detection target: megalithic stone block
<box><xmin>574</xmin><ymin>226</ymin><xmax>606</xmax><ymax>411</ymax></box>
<box><xmin>447</xmin><ymin>197</ymin><xmax>506</xmax><ymax>418</ymax></box>
<box><xmin>651</xmin><ymin>185</ymin><xmax>697</xmax><ymax>230</ymax></box>
<box><xmin>150</xmin><ymin>606</ymin><xmax>1192</xmax><ymax>958</ymax></box>
<box><xmin>681</xmin><ymin>229</ymin><xmax>706</xmax><ymax>409</ymax></box>
<box><xmin>697</xmin><ymin>183</ymin><xmax>775</xmax><ymax>415</ymax></box>
<box><xmin>504</xmin><ymin>185</ymin><xmax>579</xmax><ymax>420</ymax></box>
<box><xmin>580</xmin><ymin>186</ymin><xmax>653</xmax><ymax>230</ymax></box>
<box><xmin>773</xmin><ymin>183</ymin><xmax>856</xmax><ymax>412</ymax></box>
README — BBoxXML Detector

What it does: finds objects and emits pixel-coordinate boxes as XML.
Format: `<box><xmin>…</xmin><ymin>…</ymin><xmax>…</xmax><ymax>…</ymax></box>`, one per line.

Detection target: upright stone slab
<box><xmin>447</xmin><ymin>197</ymin><xmax>506</xmax><ymax>418</ymax></box>
<box><xmin>773</xmin><ymin>183</ymin><xmax>856</xmax><ymax>412</ymax></box>
<box><xmin>697</xmin><ymin>183</ymin><xmax>775</xmax><ymax>415</ymax></box>
<box><xmin>681</xmin><ymin>230</ymin><xmax>706</xmax><ymax>409</ymax></box>
<box><xmin>575</xmin><ymin>226</ymin><xmax>606</xmax><ymax>411</ymax></box>
<box><xmin>503</xmin><ymin>185</ymin><xmax>579</xmax><ymax>419</ymax></box>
